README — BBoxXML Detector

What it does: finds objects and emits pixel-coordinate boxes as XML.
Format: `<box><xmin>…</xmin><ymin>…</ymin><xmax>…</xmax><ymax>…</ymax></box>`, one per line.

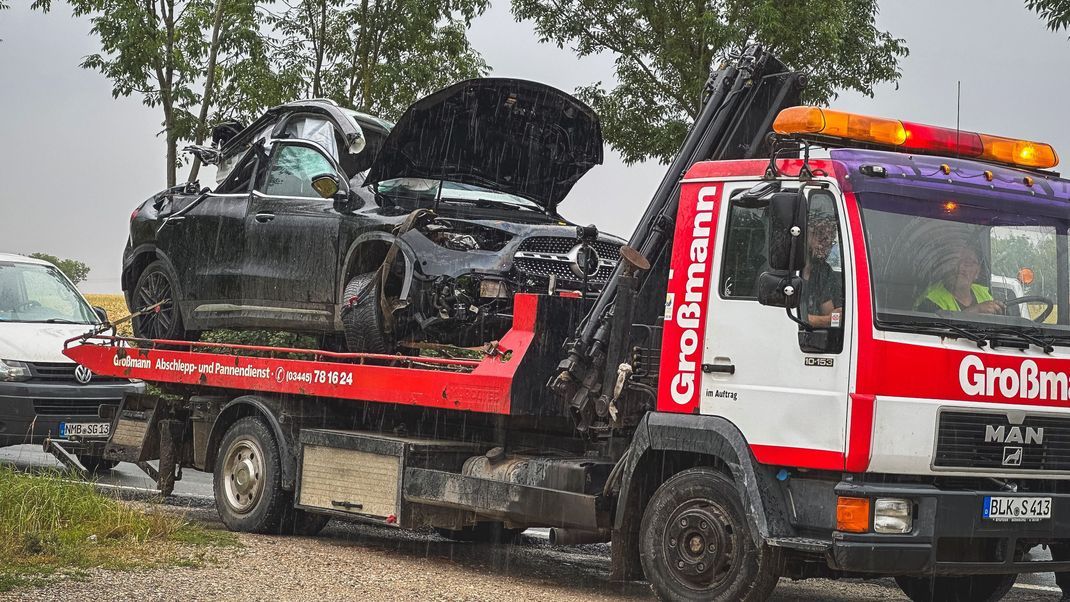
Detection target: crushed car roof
<box><xmin>365</xmin><ymin>78</ymin><xmax>604</xmax><ymax>212</ymax></box>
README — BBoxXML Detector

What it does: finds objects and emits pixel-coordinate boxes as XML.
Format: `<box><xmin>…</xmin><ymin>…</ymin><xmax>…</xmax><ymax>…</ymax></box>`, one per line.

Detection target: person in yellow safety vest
<box><xmin>915</xmin><ymin>243</ymin><xmax>1005</xmax><ymax>315</ymax></box>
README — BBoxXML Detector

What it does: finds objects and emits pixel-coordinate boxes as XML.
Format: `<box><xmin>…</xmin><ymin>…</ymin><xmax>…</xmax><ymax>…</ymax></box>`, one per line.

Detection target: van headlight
<box><xmin>874</xmin><ymin>498</ymin><xmax>913</xmax><ymax>534</ymax></box>
<box><xmin>0</xmin><ymin>360</ymin><xmax>31</xmax><ymax>382</ymax></box>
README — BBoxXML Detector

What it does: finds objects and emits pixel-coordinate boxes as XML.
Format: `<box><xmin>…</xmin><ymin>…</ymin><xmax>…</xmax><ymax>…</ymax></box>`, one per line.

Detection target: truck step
<box><xmin>766</xmin><ymin>537</ymin><xmax>832</xmax><ymax>553</ymax></box>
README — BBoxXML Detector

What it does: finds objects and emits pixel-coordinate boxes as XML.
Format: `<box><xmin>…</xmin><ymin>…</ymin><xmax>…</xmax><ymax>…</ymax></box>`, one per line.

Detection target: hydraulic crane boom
<box><xmin>553</xmin><ymin>45</ymin><xmax>805</xmax><ymax>431</ymax></box>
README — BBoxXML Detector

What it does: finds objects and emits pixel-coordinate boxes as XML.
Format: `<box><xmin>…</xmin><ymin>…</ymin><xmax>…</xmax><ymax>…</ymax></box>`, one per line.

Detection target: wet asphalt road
<box><xmin>1</xmin><ymin>443</ymin><xmax>1064</xmax><ymax>600</ymax></box>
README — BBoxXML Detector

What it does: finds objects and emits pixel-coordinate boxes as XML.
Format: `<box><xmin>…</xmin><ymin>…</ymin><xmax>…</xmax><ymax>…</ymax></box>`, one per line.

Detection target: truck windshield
<box><xmin>860</xmin><ymin>190</ymin><xmax>1070</xmax><ymax>344</ymax></box>
<box><xmin>0</xmin><ymin>261</ymin><xmax>99</xmax><ymax>324</ymax></box>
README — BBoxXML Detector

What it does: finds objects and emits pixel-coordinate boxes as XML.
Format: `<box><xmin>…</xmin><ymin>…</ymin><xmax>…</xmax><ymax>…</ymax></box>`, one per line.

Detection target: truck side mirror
<box><xmin>755</xmin><ymin>271</ymin><xmax>802</xmax><ymax>308</ymax></box>
<box><xmin>756</xmin><ymin>190</ymin><xmax>807</xmax><ymax>308</ymax></box>
<box><xmin>767</xmin><ymin>191</ymin><xmax>807</xmax><ymax>272</ymax></box>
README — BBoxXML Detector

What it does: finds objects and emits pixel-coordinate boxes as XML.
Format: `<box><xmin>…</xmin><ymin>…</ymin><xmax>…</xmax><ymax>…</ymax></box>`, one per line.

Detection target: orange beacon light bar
<box><xmin>772</xmin><ymin>106</ymin><xmax>1058</xmax><ymax>170</ymax></box>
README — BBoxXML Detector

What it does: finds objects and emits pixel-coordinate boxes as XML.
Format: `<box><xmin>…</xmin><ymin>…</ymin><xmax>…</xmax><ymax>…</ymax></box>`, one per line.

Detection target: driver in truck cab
<box><xmin>915</xmin><ymin>242</ymin><xmax>1005</xmax><ymax>314</ymax></box>
<box><xmin>801</xmin><ymin>209</ymin><xmax>844</xmax><ymax>328</ymax></box>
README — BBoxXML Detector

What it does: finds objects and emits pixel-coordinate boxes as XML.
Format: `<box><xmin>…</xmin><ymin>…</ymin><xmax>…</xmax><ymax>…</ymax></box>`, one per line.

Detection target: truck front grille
<box><xmin>934</xmin><ymin>411</ymin><xmax>1070</xmax><ymax>472</ymax></box>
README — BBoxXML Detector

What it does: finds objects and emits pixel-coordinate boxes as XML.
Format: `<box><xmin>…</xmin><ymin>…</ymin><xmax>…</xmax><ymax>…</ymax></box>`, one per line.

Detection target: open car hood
<box><xmin>365</xmin><ymin>78</ymin><xmax>603</xmax><ymax>211</ymax></box>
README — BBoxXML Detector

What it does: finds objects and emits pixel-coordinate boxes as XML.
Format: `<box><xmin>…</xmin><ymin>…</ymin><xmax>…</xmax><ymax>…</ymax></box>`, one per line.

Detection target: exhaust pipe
<box><xmin>549</xmin><ymin>528</ymin><xmax>611</xmax><ymax>546</ymax></box>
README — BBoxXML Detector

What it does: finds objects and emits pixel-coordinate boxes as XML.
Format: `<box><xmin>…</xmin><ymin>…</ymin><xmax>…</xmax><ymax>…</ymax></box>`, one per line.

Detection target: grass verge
<box><xmin>0</xmin><ymin>465</ymin><xmax>236</xmax><ymax>591</ymax></box>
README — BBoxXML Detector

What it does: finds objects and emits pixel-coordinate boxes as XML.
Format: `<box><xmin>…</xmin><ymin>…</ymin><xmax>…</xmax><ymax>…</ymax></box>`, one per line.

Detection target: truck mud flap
<box><xmin>403</xmin><ymin>467</ymin><xmax>605</xmax><ymax>530</ymax></box>
<box><xmin>103</xmin><ymin>393</ymin><xmax>162</xmax><ymax>463</ymax></box>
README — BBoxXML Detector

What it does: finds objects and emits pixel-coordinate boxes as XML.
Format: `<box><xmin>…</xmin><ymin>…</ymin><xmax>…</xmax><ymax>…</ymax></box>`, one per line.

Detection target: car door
<box><xmin>155</xmin><ymin>153</ymin><xmax>253</xmax><ymax>315</ymax></box>
<box><xmin>243</xmin><ymin>140</ymin><xmax>342</xmax><ymax>328</ymax></box>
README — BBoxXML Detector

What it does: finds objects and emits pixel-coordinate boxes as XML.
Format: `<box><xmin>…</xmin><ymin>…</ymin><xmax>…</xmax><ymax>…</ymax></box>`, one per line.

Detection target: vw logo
<box><xmin>74</xmin><ymin>365</ymin><xmax>93</xmax><ymax>385</ymax></box>
<box><xmin>568</xmin><ymin>243</ymin><xmax>601</xmax><ymax>278</ymax></box>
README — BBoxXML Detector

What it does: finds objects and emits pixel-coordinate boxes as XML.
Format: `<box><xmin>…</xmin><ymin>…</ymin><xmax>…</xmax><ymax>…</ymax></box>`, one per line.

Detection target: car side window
<box><xmin>216</xmin><ymin>148</ymin><xmax>257</xmax><ymax>194</ymax></box>
<box><xmin>261</xmin><ymin>144</ymin><xmax>336</xmax><ymax>198</ymax></box>
<box><xmin>720</xmin><ymin>198</ymin><xmax>768</xmax><ymax>299</ymax></box>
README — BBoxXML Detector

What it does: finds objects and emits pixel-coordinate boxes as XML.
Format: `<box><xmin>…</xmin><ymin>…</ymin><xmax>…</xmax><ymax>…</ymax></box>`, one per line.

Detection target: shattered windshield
<box><xmin>861</xmin><ymin>189</ymin><xmax>1070</xmax><ymax>342</ymax></box>
<box><xmin>0</xmin><ymin>262</ymin><xmax>98</xmax><ymax>324</ymax></box>
<box><xmin>376</xmin><ymin>178</ymin><xmax>544</xmax><ymax>212</ymax></box>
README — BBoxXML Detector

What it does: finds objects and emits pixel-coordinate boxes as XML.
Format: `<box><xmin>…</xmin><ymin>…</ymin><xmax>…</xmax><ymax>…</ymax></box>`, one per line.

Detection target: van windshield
<box><xmin>860</xmin><ymin>190</ymin><xmax>1070</xmax><ymax>343</ymax></box>
<box><xmin>0</xmin><ymin>262</ymin><xmax>98</xmax><ymax>324</ymax></box>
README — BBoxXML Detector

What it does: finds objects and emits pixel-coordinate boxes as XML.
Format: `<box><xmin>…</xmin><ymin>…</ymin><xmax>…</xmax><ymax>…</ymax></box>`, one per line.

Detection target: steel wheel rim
<box><xmin>134</xmin><ymin>271</ymin><xmax>175</xmax><ymax>338</ymax></box>
<box><xmin>663</xmin><ymin>499</ymin><xmax>740</xmax><ymax>591</ymax></box>
<box><xmin>222</xmin><ymin>437</ymin><xmax>265</xmax><ymax>515</ymax></box>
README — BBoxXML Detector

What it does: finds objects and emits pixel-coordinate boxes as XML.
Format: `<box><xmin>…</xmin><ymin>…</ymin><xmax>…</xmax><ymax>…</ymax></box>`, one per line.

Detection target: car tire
<box><xmin>639</xmin><ymin>467</ymin><xmax>782</xmax><ymax>602</ymax></box>
<box><xmin>131</xmin><ymin>261</ymin><xmax>188</xmax><ymax>341</ymax></box>
<box><xmin>894</xmin><ymin>574</ymin><xmax>1017</xmax><ymax>602</ymax></box>
<box><xmin>213</xmin><ymin>416</ymin><xmax>289</xmax><ymax>533</ymax></box>
<box><xmin>342</xmin><ymin>271</ymin><xmax>393</xmax><ymax>354</ymax></box>
<box><xmin>434</xmin><ymin>523</ymin><xmax>523</xmax><ymax>544</ymax></box>
<box><xmin>77</xmin><ymin>455</ymin><xmax>118</xmax><ymax>473</ymax></box>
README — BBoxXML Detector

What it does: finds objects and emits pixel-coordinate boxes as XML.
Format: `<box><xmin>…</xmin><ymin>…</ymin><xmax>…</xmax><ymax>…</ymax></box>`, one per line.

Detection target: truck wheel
<box><xmin>77</xmin><ymin>455</ymin><xmax>118</xmax><ymax>472</ymax></box>
<box><xmin>640</xmin><ymin>467</ymin><xmax>782</xmax><ymax>602</ymax></box>
<box><xmin>894</xmin><ymin>574</ymin><xmax>1016</xmax><ymax>602</ymax></box>
<box><xmin>131</xmin><ymin>261</ymin><xmax>187</xmax><ymax>341</ymax></box>
<box><xmin>278</xmin><ymin>505</ymin><xmax>331</xmax><ymax>537</ymax></box>
<box><xmin>434</xmin><ymin>523</ymin><xmax>523</xmax><ymax>544</ymax></box>
<box><xmin>342</xmin><ymin>272</ymin><xmax>394</xmax><ymax>354</ymax></box>
<box><xmin>213</xmin><ymin>416</ymin><xmax>288</xmax><ymax>533</ymax></box>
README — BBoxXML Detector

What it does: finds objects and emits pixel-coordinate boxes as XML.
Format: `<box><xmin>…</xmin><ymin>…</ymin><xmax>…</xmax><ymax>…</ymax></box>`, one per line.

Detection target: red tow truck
<box><xmin>65</xmin><ymin>47</ymin><xmax>1070</xmax><ymax>600</ymax></box>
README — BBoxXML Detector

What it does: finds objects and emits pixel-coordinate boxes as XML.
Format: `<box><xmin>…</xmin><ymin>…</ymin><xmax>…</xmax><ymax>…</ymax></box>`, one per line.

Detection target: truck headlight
<box><xmin>874</xmin><ymin>498</ymin><xmax>912</xmax><ymax>534</ymax></box>
<box><xmin>0</xmin><ymin>360</ymin><xmax>31</xmax><ymax>382</ymax></box>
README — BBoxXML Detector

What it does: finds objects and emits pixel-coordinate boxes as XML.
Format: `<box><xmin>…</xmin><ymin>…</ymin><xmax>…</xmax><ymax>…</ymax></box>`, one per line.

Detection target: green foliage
<box><xmin>1027</xmin><ymin>0</ymin><xmax>1070</xmax><ymax>35</ymax></box>
<box><xmin>268</xmin><ymin>0</ymin><xmax>490</xmax><ymax>120</ymax></box>
<box><xmin>512</xmin><ymin>0</ymin><xmax>908</xmax><ymax>164</ymax></box>
<box><xmin>61</xmin><ymin>0</ymin><xmax>271</xmax><ymax>186</ymax></box>
<box><xmin>28</xmin><ymin>252</ymin><xmax>91</xmax><ymax>285</ymax></box>
<box><xmin>0</xmin><ymin>466</ymin><xmax>234</xmax><ymax>591</ymax></box>
<box><xmin>199</xmin><ymin>329</ymin><xmax>321</xmax><ymax>358</ymax></box>
<box><xmin>992</xmin><ymin>231</ymin><xmax>1057</xmax><ymax>297</ymax></box>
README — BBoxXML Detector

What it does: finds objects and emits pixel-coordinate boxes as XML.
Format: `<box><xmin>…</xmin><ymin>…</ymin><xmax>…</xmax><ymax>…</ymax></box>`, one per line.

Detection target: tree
<box><xmin>512</xmin><ymin>0</ymin><xmax>908</xmax><ymax>164</ymax></box>
<box><xmin>28</xmin><ymin>253</ymin><xmax>91</xmax><ymax>285</ymax></box>
<box><xmin>37</xmin><ymin>0</ymin><xmax>268</xmax><ymax>187</ymax></box>
<box><xmin>1026</xmin><ymin>0</ymin><xmax>1070</xmax><ymax>35</ymax></box>
<box><xmin>268</xmin><ymin>0</ymin><xmax>490</xmax><ymax>120</ymax></box>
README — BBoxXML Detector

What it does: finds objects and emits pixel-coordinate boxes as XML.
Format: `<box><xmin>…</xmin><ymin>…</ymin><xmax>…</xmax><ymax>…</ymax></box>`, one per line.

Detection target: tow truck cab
<box><xmin>651</xmin><ymin>105</ymin><xmax>1070</xmax><ymax>587</ymax></box>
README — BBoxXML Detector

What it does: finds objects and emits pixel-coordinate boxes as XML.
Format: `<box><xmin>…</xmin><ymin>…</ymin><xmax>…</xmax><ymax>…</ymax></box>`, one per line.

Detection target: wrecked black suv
<box><xmin>123</xmin><ymin>79</ymin><xmax>623</xmax><ymax>352</ymax></box>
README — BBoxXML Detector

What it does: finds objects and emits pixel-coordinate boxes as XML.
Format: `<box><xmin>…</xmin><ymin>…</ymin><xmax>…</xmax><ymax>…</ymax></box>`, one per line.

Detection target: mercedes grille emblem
<box><xmin>568</xmin><ymin>243</ymin><xmax>601</xmax><ymax>278</ymax></box>
<box><xmin>74</xmin><ymin>364</ymin><xmax>93</xmax><ymax>385</ymax></box>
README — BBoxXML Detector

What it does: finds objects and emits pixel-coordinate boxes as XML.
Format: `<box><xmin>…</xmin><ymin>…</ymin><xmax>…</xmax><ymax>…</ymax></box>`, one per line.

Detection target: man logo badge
<box><xmin>74</xmin><ymin>365</ymin><xmax>93</xmax><ymax>385</ymax></box>
<box><xmin>1002</xmin><ymin>446</ymin><xmax>1023</xmax><ymax>467</ymax></box>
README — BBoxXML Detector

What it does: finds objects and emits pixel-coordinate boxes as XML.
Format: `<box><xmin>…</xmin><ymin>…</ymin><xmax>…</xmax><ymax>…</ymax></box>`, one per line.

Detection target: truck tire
<box><xmin>131</xmin><ymin>261</ymin><xmax>187</xmax><ymax>341</ymax></box>
<box><xmin>894</xmin><ymin>574</ymin><xmax>1016</xmax><ymax>602</ymax></box>
<box><xmin>77</xmin><ymin>455</ymin><xmax>118</xmax><ymax>473</ymax></box>
<box><xmin>342</xmin><ymin>271</ymin><xmax>393</xmax><ymax>354</ymax></box>
<box><xmin>213</xmin><ymin>416</ymin><xmax>289</xmax><ymax>533</ymax></box>
<box><xmin>640</xmin><ymin>467</ymin><xmax>782</xmax><ymax>602</ymax></box>
<box><xmin>434</xmin><ymin>523</ymin><xmax>523</xmax><ymax>544</ymax></box>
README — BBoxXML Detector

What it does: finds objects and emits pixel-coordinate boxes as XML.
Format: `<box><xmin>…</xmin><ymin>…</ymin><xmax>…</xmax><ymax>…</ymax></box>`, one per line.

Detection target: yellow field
<box><xmin>84</xmin><ymin>293</ymin><xmax>133</xmax><ymax>337</ymax></box>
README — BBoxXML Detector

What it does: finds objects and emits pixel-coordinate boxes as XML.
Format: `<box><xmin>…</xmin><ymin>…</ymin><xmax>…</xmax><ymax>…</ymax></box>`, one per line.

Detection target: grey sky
<box><xmin>1</xmin><ymin>1</ymin><xmax>1068</xmax><ymax>293</ymax></box>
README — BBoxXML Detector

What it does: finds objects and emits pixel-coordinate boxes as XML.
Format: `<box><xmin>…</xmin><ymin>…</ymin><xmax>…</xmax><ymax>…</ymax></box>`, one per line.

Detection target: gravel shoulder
<box><xmin>0</xmin><ymin>503</ymin><xmax>1061</xmax><ymax>601</ymax></box>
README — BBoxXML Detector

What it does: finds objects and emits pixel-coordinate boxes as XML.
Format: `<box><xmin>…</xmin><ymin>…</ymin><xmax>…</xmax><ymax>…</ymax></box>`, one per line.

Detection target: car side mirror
<box><xmin>93</xmin><ymin>306</ymin><xmax>108</xmax><ymax>323</ymax></box>
<box><xmin>311</xmin><ymin>173</ymin><xmax>343</xmax><ymax>200</ymax></box>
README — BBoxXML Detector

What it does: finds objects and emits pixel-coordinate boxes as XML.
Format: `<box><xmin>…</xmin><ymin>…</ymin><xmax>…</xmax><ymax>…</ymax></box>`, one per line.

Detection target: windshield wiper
<box><xmin>980</xmin><ymin>327</ymin><xmax>1055</xmax><ymax>354</ymax></box>
<box><xmin>877</xmin><ymin>319</ymin><xmax>989</xmax><ymax>348</ymax></box>
<box><xmin>440</xmin><ymin>197</ymin><xmax>541</xmax><ymax>213</ymax></box>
